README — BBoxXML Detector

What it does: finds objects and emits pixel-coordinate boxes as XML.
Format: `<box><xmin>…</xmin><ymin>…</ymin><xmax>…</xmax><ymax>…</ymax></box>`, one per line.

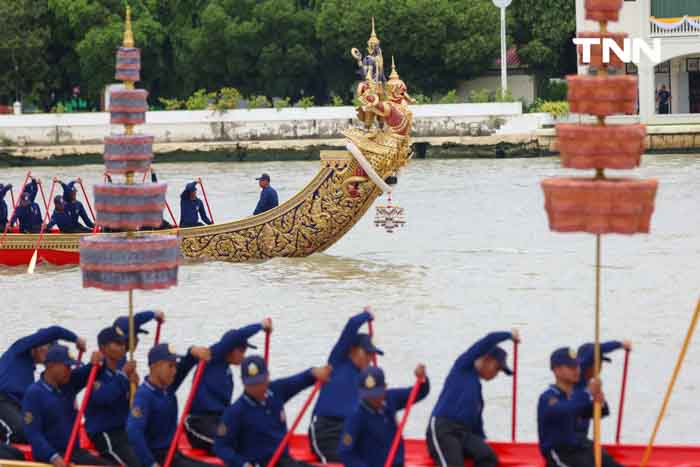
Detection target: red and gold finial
<box><xmin>123</xmin><ymin>5</ymin><xmax>135</xmax><ymax>48</ymax></box>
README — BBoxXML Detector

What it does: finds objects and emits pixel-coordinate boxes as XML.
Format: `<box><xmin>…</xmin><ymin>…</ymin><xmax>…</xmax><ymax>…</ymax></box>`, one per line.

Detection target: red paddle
<box><xmin>197</xmin><ymin>177</ymin><xmax>215</xmax><ymax>224</ymax></box>
<box><xmin>77</xmin><ymin>178</ymin><xmax>96</xmax><ymax>222</ymax></box>
<box><xmin>154</xmin><ymin>321</ymin><xmax>162</xmax><ymax>346</ymax></box>
<box><xmin>64</xmin><ymin>360</ymin><xmax>101</xmax><ymax>464</ymax></box>
<box><xmin>368</xmin><ymin>320</ymin><xmax>378</xmax><ymax>366</ymax></box>
<box><xmin>616</xmin><ymin>349</ymin><xmax>631</xmax><ymax>444</ymax></box>
<box><xmin>1</xmin><ymin>172</ymin><xmax>31</xmax><ymax>245</ymax></box>
<box><xmin>511</xmin><ymin>338</ymin><xmax>519</xmax><ymax>442</ymax></box>
<box><xmin>264</xmin><ymin>318</ymin><xmax>272</xmax><ymax>365</ymax></box>
<box><xmin>164</xmin><ymin>360</ymin><xmax>206</xmax><ymax>467</ymax></box>
<box><xmin>384</xmin><ymin>376</ymin><xmax>424</xmax><ymax>467</ymax></box>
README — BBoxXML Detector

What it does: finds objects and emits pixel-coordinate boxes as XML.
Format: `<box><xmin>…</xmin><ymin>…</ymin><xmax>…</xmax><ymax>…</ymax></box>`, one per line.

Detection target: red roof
<box><xmin>494</xmin><ymin>47</ymin><xmax>522</xmax><ymax>67</ymax></box>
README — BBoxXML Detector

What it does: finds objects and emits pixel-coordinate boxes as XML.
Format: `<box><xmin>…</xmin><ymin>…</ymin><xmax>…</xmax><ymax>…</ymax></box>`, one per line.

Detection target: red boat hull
<box><xmin>0</xmin><ymin>248</ymin><xmax>79</xmax><ymax>267</ymax></box>
<box><xmin>10</xmin><ymin>433</ymin><xmax>700</xmax><ymax>466</ymax></box>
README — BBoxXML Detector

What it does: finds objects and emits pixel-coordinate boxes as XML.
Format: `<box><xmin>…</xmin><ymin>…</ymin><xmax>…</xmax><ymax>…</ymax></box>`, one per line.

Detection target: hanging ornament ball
<box><xmin>374</xmin><ymin>201</ymin><xmax>406</xmax><ymax>234</ymax></box>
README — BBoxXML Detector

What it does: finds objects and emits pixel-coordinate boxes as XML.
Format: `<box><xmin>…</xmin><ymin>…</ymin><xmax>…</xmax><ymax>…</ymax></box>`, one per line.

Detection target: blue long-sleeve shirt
<box><xmin>180</xmin><ymin>197</ymin><xmax>212</xmax><ymax>227</ymax></box>
<box><xmin>22</xmin><ymin>365</ymin><xmax>93</xmax><ymax>462</ymax></box>
<box><xmin>0</xmin><ymin>326</ymin><xmax>78</xmax><ymax>404</ymax></box>
<box><xmin>214</xmin><ymin>369</ymin><xmax>316</xmax><ymax>467</ymax></box>
<box><xmin>113</xmin><ymin>310</ymin><xmax>156</xmax><ymax>336</ymax></box>
<box><xmin>126</xmin><ymin>351</ymin><xmax>197</xmax><ymax>466</ymax></box>
<box><xmin>60</xmin><ymin>182</ymin><xmax>94</xmax><ymax>229</ymax></box>
<box><xmin>338</xmin><ymin>378</ymin><xmax>430</xmax><ymax>467</ymax></box>
<box><xmin>253</xmin><ymin>186</ymin><xmax>279</xmax><ymax>215</ymax></box>
<box><xmin>538</xmin><ymin>384</ymin><xmax>593</xmax><ymax>456</ymax></box>
<box><xmin>313</xmin><ymin>311</ymin><xmax>373</xmax><ymax>418</ymax></box>
<box><xmin>430</xmin><ymin>331</ymin><xmax>513</xmax><ymax>437</ymax></box>
<box><xmin>0</xmin><ymin>184</ymin><xmax>11</xmax><ymax>225</ymax></box>
<box><xmin>46</xmin><ymin>210</ymin><xmax>78</xmax><ymax>233</ymax></box>
<box><xmin>573</xmin><ymin>340</ymin><xmax>621</xmax><ymax>437</ymax></box>
<box><xmin>85</xmin><ymin>364</ymin><xmax>131</xmax><ymax>435</ymax></box>
<box><xmin>191</xmin><ymin>324</ymin><xmax>264</xmax><ymax>415</ymax></box>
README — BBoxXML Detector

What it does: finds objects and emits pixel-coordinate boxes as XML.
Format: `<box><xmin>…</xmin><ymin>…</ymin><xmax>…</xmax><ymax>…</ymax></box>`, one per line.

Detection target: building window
<box><xmin>687</xmin><ymin>58</ymin><xmax>700</xmax><ymax>72</ymax></box>
<box><xmin>655</xmin><ymin>62</ymin><xmax>670</xmax><ymax>73</ymax></box>
<box><xmin>625</xmin><ymin>63</ymin><xmax>638</xmax><ymax>74</ymax></box>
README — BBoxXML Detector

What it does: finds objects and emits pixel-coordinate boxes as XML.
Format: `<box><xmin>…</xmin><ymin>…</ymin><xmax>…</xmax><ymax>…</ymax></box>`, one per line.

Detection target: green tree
<box><xmin>0</xmin><ymin>0</ymin><xmax>50</xmax><ymax>106</ymax></box>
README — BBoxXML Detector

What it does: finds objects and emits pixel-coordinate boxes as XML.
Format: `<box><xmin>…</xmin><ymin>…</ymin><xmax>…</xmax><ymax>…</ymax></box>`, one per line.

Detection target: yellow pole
<box><xmin>593</xmin><ymin>234</ymin><xmax>602</xmax><ymax>467</ymax></box>
<box><xmin>641</xmin><ymin>299</ymin><xmax>700</xmax><ymax>466</ymax></box>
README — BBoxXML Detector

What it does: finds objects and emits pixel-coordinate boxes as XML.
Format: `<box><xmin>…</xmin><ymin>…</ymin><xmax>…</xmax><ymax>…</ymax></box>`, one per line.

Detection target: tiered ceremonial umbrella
<box><xmin>541</xmin><ymin>1</ymin><xmax>658</xmax><ymax>466</ymax></box>
<box><xmin>79</xmin><ymin>6</ymin><xmax>180</xmax><ymax>396</ymax></box>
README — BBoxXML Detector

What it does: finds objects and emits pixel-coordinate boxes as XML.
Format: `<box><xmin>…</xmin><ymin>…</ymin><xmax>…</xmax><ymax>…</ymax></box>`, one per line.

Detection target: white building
<box><xmin>576</xmin><ymin>0</ymin><xmax>700</xmax><ymax>123</ymax></box>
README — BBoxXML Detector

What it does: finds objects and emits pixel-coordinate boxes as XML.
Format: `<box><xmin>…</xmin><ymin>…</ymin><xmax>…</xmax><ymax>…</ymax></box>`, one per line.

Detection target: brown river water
<box><xmin>1</xmin><ymin>155</ymin><xmax>699</xmax><ymax>443</ymax></box>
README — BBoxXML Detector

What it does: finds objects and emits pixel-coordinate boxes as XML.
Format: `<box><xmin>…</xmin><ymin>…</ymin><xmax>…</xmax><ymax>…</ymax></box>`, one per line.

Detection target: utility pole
<box><xmin>492</xmin><ymin>0</ymin><xmax>512</xmax><ymax>94</ymax></box>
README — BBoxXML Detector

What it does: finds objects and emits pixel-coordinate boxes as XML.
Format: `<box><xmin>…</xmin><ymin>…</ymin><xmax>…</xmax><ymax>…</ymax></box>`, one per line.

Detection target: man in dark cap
<box><xmin>0</xmin><ymin>183</ymin><xmax>12</xmax><ymax>232</ymax></box>
<box><xmin>214</xmin><ymin>355</ymin><xmax>332</xmax><ymax>467</ymax></box>
<box><xmin>186</xmin><ymin>319</ymin><xmax>272</xmax><ymax>452</ymax></box>
<box><xmin>127</xmin><ymin>343</ymin><xmax>216</xmax><ymax>467</ymax></box>
<box><xmin>56</xmin><ymin>178</ymin><xmax>94</xmax><ymax>231</ymax></box>
<box><xmin>46</xmin><ymin>195</ymin><xmax>91</xmax><ymax>233</ymax></box>
<box><xmin>10</xmin><ymin>178</ymin><xmax>42</xmax><ymax>233</ymax></box>
<box><xmin>86</xmin><ymin>326</ymin><xmax>141</xmax><ymax>466</ymax></box>
<box><xmin>0</xmin><ymin>326</ymin><xmax>85</xmax><ymax>444</ymax></box>
<box><xmin>339</xmin><ymin>364</ymin><xmax>430</xmax><ymax>467</ymax></box>
<box><xmin>537</xmin><ymin>347</ymin><xmax>621</xmax><ymax>467</ymax></box>
<box><xmin>113</xmin><ymin>309</ymin><xmax>165</xmax><ymax>353</ymax></box>
<box><xmin>253</xmin><ymin>173</ymin><xmax>278</xmax><ymax>215</ymax></box>
<box><xmin>426</xmin><ymin>330</ymin><xmax>519</xmax><ymax>467</ymax></box>
<box><xmin>310</xmin><ymin>308</ymin><xmax>381</xmax><ymax>462</ymax></box>
<box><xmin>22</xmin><ymin>345</ymin><xmax>112</xmax><ymax>466</ymax></box>
<box><xmin>180</xmin><ymin>181</ymin><xmax>213</xmax><ymax>228</ymax></box>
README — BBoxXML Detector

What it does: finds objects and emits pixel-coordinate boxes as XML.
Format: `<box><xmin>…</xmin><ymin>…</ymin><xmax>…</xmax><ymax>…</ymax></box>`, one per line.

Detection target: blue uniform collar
<box><xmin>39</xmin><ymin>376</ymin><xmax>60</xmax><ymax>394</ymax></box>
<box><xmin>243</xmin><ymin>390</ymin><xmax>272</xmax><ymax>407</ymax></box>
<box><xmin>144</xmin><ymin>377</ymin><xmax>168</xmax><ymax>395</ymax></box>
<box><xmin>360</xmin><ymin>400</ymin><xmax>385</xmax><ymax>415</ymax></box>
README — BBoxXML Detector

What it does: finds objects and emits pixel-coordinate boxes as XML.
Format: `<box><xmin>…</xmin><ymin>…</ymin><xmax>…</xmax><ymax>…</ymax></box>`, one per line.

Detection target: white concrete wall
<box><xmin>457</xmin><ymin>74</ymin><xmax>536</xmax><ymax>105</ymax></box>
<box><xmin>0</xmin><ymin>103</ymin><xmax>523</xmax><ymax>146</ymax></box>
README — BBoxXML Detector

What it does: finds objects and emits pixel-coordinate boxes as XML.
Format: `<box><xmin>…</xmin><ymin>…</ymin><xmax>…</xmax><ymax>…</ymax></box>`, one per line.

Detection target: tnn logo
<box><xmin>573</xmin><ymin>38</ymin><xmax>662</xmax><ymax>65</ymax></box>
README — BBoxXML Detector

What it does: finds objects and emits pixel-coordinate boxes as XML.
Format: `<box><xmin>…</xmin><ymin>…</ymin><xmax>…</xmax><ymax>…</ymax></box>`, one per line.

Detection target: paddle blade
<box><xmin>27</xmin><ymin>250</ymin><xmax>38</xmax><ymax>274</ymax></box>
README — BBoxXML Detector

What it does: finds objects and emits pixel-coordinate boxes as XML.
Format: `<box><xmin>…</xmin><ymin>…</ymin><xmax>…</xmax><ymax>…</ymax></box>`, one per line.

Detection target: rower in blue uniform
<box><xmin>0</xmin><ymin>326</ymin><xmax>85</xmax><ymax>444</ymax></box>
<box><xmin>253</xmin><ymin>173</ymin><xmax>278</xmax><ymax>215</ymax></box>
<box><xmin>537</xmin><ymin>347</ymin><xmax>621</xmax><ymax>467</ymax></box>
<box><xmin>127</xmin><ymin>343</ymin><xmax>217</xmax><ymax>467</ymax></box>
<box><xmin>180</xmin><ymin>182</ymin><xmax>213</xmax><ymax>228</ymax></box>
<box><xmin>113</xmin><ymin>309</ymin><xmax>165</xmax><ymax>351</ymax></box>
<box><xmin>426</xmin><ymin>330</ymin><xmax>518</xmax><ymax>467</ymax></box>
<box><xmin>85</xmin><ymin>326</ymin><xmax>141</xmax><ymax>466</ymax></box>
<box><xmin>186</xmin><ymin>319</ymin><xmax>272</xmax><ymax>452</ymax></box>
<box><xmin>214</xmin><ymin>355</ymin><xmax>332</xmax><ymax>467</ymax></box>
<box><xmin>22</xmin><ymin>345</ymin><xmax>112</xmax><ymax>465</ymax></box>
<box><xmin>0</xmin><ymin>183</ymin><xmax>12</xmax><ymax>232</ymax></box>
<box><xmin>57</xmin><ymin>178</ymin><xmax>95</xmax><ymax>231</ymax></box>
<box><xmin>46</xmin><ymin>195</ymin><xmax>91</xmax><ymax>233</ymax></box>
<box><xmin>309</xmin><ymin>308</ymin><xmax>381</xmax><ymax>463</ymax></box>
<box><xmin>574</xmin><ymin>340</ymin><xmax>631</xmax><ymax>441</ymax></box>
<box><xmin>10</xmin><ymin>179</ymin><xmax>42</xmax><ymax>233</ymax></box>
<box><xmin>338</xmin><ymin>365</ymin><xmax>430</xmax><ymax>467</ymax></box>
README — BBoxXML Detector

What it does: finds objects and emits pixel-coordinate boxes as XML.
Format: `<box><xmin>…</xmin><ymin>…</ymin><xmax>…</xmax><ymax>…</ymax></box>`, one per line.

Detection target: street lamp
<box><xmin>492</xmin><ymin>0</ymin><xmax>512</xmax><ymax>94</ymax></box>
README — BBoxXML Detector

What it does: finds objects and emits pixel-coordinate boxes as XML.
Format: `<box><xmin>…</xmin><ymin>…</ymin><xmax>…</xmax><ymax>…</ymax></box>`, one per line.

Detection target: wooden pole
<box><xmin>641</xmin><ymin>299</ymin><xmax>700</xmax><ymax>466</ymax></box>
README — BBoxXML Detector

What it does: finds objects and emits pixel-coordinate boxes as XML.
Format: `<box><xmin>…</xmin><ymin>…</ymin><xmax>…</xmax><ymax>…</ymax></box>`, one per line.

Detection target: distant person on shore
<box><xmin>10</xmin><ymin>179</ymin><xmax>42</xmax><ymax>233</ymax></box>
<box><xmin>57</xmin><ymin>178</ymin><xmax>95</xmax><ymax>231</ymax></box>
<box><xmin>46</xmin><ymin>195</ymin><xmax>91</xmax><ymax>233</ymax></box>
<box><xmin>426</xmin><ymin>330</ymin><xmax>519</xmax><ymax>467</ymax></box>
<box><xmin>537</xmin><ymin>347</ymin><xmax>621</xmax><ymax>467</ymax></box>
<box><xmin>180</xmin><ymin>181</ymin><xmax>213</xmax><ymax>228</ymax></box>
<box><xmin>253</xmin><ymin>173</ymin><xmax>278</xmax><ymax>215</ymax></box>
<box><xmin>656</xmin><ymin>85</ymin><xmax>671</xmax><ymax>114</ymax></box>
<box><xmin>0</xmin><ymin>183</ymin><xmax>12</xmax><ymax>232</ymax></box>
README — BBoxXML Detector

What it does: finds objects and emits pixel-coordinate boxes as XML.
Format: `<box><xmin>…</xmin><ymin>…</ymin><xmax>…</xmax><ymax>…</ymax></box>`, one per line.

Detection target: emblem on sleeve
<box><xmin>217</xmin><ymin>423</ymin><xmax>227</xmax><ymax>436</ymax></box>
<box><xmin>343</xmin><ymin>434</ymin><xmax>352</xmax><ymax>446</ymax></box>
<box><xmin>24</xmin><ymin>412</ymin><xmax>33</xmax><ymax>424</ymax></box>
<box><xmin>548</xmin><ymin>397</ymin><xmax>558</xmax><ymax>406</ymax></box>
<box><xmin>131</xmin><ymin>406</ymin><xmax>142</xmax><ymax>417</ymax></box>
<box><xmin>365</xmin><ymin>375</ymin><xmax>376</xmax><ymax>389</ymax></box>
<box><xmin>93</xmin><ymin>381</ymin><xmax>101</xmax><ymax>390</ymax></box>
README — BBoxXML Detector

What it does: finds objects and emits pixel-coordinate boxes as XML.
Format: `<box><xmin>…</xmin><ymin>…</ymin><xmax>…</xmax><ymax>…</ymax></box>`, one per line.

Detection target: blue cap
<box><xmin>241</xmin><ymin>355</ymin><xmax>269</xmax><ymax>385</ymax></box>
<box><xmin>488</xmin><ymin>346</ymin><xmax>513</xmax><ymax>376</ymax></box>
<box><xmin>148</xmin><ymin>343</ymin><xmax>183</xmax><ymax>366</ymax></box>
<box><xmin>351</xmin><ymin>333</ymin><xmax>384</xmax><ymax>355</ymax></box>
<box><xmin>97</xmin><ymin>326</ymin><xmax>128</xmax><ymax>347</ymax></box>
<box><xmin>358</xmin><ymin>366</ymin><xmax>387</xmax><ymax>399</ymax></box>
<box><xmin>53</xmin><ymin>195</ymin><xmax>63</xmax><ymax>205</ymax></box>
<box><xmin>113</xmin><ymin>316</ymin><xmax>149</xmax><ymax>336</ymax></box>
<box><xmin>222</xmin><ymin>329</ymin><xmax>258</xmax><ymax>350</ymax></box>
<box><xmin>577</xmin><ymin>343</ymin><xmax>612</xmax><ymax>370</ymax></box>
<box><xmin>45</xmin><ymin>344</ymin><xmax>77</xmax><ymax>367</ymax></box>
<box><xmin>550</xmin><ymin>347</ymin><xmax>581</xmax><ymax>369</ymax></box>
<box><xmin>184</xmin><ymin>182</ymin><xmax>198</xmax><ymax>193</ymax></box>
<box><xmin>256</xmin><ymin>173</ymin><xmax>271</xmax><ymax>182</ymax></box>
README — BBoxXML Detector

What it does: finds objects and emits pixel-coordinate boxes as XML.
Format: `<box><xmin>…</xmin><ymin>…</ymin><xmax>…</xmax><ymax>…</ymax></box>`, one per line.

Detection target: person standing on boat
<box><xmin>22</xmin><ymin>345</ymin><xmax>113</xmax><ymax>466</ymax></box>
<box><xmin>127</xmin><ymin>343</ymin><xmax>216</xmax><ymax>467</ymax></box>
<box><xmin>0</xmin><ymin>183</ymin><xmax>12</xmax><ymax>232</ymax></box>
<box><xmin>573</xmin><ymin>341</ymin><xmax>631</xmax><ymax>441</ymax></box>
<box><xmin>426</xmin><ymin>330</ymin><xmax>518</xmax><ymax>467</ymax></box>
<box><xmin>214</xmin><ymin>355</ymin><xmax>332</xmax><ymax>467</ymax></box>
<box><xmin>113</xmin><ymin>309</ymin><xmax>165</xmax><ymax>352</ymax></box>
<box><xmin>46</xmin><ymin>195</ymin><xmax>91</xmax><ymax>233</ymax></box>
<box><xmin>186</xmin><ymin>319</ymin><xmax>272</xmax><ymax>452</ymax></box>
<box><xmin>10</xmin><ymin>179</ymin><xmax>43</xmax><ymax>233</ymax></box>
<box><xmin>338</xmin><ymin>365</ymin><xmax>430</xmax><ymax>467</ymax></box>
<box><xmin>253</xmin><ymin>173</ymin><xmax>279</xmax><ymax>215</ymax></box>
<box><xmin>180</xmin><ymin>181</ymin><xmax>213</xmax><ymax>228</ymax></box>
<box><xmin>537</xmin><ymin>347</ymin><xmax>621</xmax><ymax>467</ymax></box>
<box><xmin>85</xmin><ymin>326</ymin><xmax>141</xmax><ymax>466</ymax></box>
<box><xmin>0</xmin><ymin>326</ymin><xmax>86</xmax><ymax>444</ymax></box>
<box><xmin>309</xmin><ymin>308</ymin><xmax>381</xmax><ymax>463</ymax></box>
<box><xmin>57</xmin><ymin>178</ymin><xmax>95</xmax><ymax>231</ymax></box>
